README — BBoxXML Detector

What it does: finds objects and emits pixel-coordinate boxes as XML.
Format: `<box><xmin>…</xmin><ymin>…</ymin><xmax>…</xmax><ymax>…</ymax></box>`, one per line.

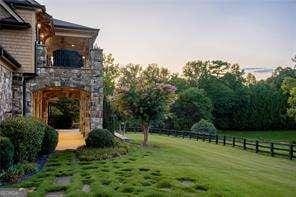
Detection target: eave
<box><xmin>0</xmin><ymin>45</ymin><xmax>22</xmax><ymax>70</ymax></box>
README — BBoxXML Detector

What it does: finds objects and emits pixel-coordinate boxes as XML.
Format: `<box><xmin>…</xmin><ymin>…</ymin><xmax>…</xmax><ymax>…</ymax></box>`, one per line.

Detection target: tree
<box><xmin>48</xmin><ymin>98</ymin><xmax>79</xmax><ymax>129</ymax></box>
<box><xmin>282</xmin><ymin>77</ymin><xmax>296</xmax><ymax>121</ymax></box>
<box><xmin>171</xmin><ymin>88</ymin><xmax>212</xmax><ymax>130</ymax></box>
<box><xmin>292</xmin><ymin>55</ymin><xmax>296</xmax><ymax>68</ymax></box>
<box><xmin>245</xmin><ymin>73</ymin><xmax>256</xmax><ymax>85</ymax></box>
<box><xmin>113</xmin><ymin>65</ymin><xmax>176</xmax><ymax>146</ymax></box>
<box><xmin>102</xmin><ymin>53</ymin><xmax>120</xmax><ymax>131</ymax></box>
<box><xmin>169</xmin><ymin>73</ymin><xmax>190</xmax><ymax>93</ymax></box>
<box><xmin>183</xmin><ymin>60</ymin><xmax>242</xmax><ymax>86</ymax></box>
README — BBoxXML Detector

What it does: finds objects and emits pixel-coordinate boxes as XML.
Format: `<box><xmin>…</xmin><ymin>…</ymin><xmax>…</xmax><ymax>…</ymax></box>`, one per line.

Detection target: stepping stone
<box><xmin>45</xmin><ymin>192</ymin><xmax>64</xmax><ymax>197</ymax></box>
<box><xmin>180</xmin><ymin>180</ymin><xmax>194</xmax><ymax>187</ymax></box>
<box><xmin>55</xmin><ymin>176</ymin><xmax>71</xmax><ymax>186</ymax></box>
<box><xmin>82</xmin><ymin>184</ymin><xmax>90</xmax><ymax>193</ymax></box>
<box><xmin>0</xmin><ymin>188</ymin><xmax>27</xmax><ymax>197</ymax></box>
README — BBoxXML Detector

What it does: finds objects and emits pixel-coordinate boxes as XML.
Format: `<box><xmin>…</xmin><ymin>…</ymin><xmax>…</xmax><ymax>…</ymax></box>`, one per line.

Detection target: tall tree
<box><xmin>102</xmin><ymin>53</ymin><xmax>120</xmax><ymax>131</ymax></box>
<box><xmin>113</xmin><ymin>64</ymin><xmax>176</xmax><ymax>146</ymax></box>
<box><xmin>282</xmin><ymin>77</ymin><xmax>296</xmax><ymax>121</ymax></box>
<box><xmin>171</xmin><ymin>88</ymin><xmax>212</xmax><ymax>130</ymax></box>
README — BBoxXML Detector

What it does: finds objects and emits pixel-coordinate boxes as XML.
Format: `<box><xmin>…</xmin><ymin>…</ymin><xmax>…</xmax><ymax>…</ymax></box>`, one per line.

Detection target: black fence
<box><xmin>128</xmin><ymin>128</ymin><xmax>296</xmax><ymax>160</ymax></box>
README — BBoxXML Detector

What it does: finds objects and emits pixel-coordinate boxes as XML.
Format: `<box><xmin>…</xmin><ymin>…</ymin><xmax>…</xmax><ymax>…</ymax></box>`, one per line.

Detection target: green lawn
<box><xmin>219</xmin><ymin>130</ymin><xmax>296</xmax><ymax>143</ymax></box>
<box><xmin>15</xmin><ymin>134</ymin><xmax>296</xmax><ymax>196</ymax></box>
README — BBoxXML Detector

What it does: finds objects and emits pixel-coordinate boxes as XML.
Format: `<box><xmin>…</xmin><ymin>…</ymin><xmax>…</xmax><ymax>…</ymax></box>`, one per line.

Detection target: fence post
<box><xmin>189</xmin><ymin>132</ymin><xmax>192</xmax><ymax>140</ymax></box>
<box><xmin>243</xmin><ymin>139</ymin><xmax>246</xmax><ymax>150</ymax></box>
<box><xmin>202</xmin><ymin>134</ymin><xmax>205</xmax><ymax>142</ymax></box>
<box><xmin>174</xmin><ymin>130</ymin><xmax>177</xmax><ymax>137</ymax></box>
<box><xmin>208</xmin><ymin>134</ymin><xmax>211</xmax><ymax>143</ymax></box>
<box><xmin>223</xmin><ymin>136</ymin><xmax>226</xmax><ymax>146</ymax></box>
<box><xmin>255</xmin><ymin>140</ymin><xmax>259</xmax><ymax>153</ymax></box>
<box><xmin>182</xmin><ymin>131</ymin><xmax>185</xmax><ymax>139</ymax></box>
<box><xmin>270</xmin><ymin>142</ymin><xmax>274</xmax><ymax>157</ymax></box>
<box><xmin>196</xmin><ymin>133</ymin><xmax>199</xmax><ymax>141</ymax></box>
<box><xmin>232</xmin><ymin>137</ymin><xmax>235</xmax><ymax>147</ymax></box>
<box><xmin>289</xmin><ymin>144</ymin><xmax>293</xmax><ymax>160</ymax></box>
<box><xmin>215</xmin><ymin>135</ymin><xmax>218</xmax><ymax>144</ymax></box>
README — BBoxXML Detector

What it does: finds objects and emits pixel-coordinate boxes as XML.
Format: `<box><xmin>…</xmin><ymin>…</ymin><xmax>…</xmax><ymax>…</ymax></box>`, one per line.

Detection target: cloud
<box><xmin>243</xmin><ymin>66</ymin><xmax>274</xmax><ymax>79</ymax></box>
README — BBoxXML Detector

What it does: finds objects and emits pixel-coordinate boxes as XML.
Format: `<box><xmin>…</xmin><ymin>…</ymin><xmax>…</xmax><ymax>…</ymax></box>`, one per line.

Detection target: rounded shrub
<box><xmin>0</xmin><ymin>136</ymin><xmax>14</xmax><ymax>170</ymax></box>
<box><xmin>0</xmin><ymin>117</ymin><xmax>45</xmax><ymax>162</ymax></box>
<box><xmin>86</xmin><ymin>129</ymin><xmax>115</xmax><ymax>148</ymax></box>
<box><xmin>40</xmin><ymin>125</ymin><xmax>58</xmax><ymax>155</ymax></box>
<box><xmin>191</xmin><ymin>119</ymin><xmax>217</xmax><ymax>135</ymax></box>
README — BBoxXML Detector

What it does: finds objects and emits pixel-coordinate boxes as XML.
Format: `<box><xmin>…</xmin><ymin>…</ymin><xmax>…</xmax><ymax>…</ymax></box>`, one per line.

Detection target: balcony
<box><xmin>36</xmin><ymin>43</ymin><xmax>91</xmax><ymax>69</ymax></box>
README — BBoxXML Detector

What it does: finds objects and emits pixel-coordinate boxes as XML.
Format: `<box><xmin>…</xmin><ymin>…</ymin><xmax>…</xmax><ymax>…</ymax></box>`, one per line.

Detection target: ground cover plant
<box><xmin>10</xmin><ymin>134</ymin><xmax>296</xmax><ymax>196</ymax></box>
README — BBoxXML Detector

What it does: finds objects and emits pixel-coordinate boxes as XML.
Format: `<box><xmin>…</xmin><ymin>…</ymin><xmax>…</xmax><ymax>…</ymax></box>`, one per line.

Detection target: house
<box><xmin>0</xmin><ymin>0</ymin><xmax>103</xmax><ymax>136</ymax></box>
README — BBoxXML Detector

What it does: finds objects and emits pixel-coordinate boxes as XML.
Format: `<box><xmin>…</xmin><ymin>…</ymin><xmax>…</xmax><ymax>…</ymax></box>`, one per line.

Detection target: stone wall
<box><xmin>26</xmin><ymin>48</ymin><xmax>104</xmax><ymax>133</ymax></box>
<box><xmin>0</xmin><ymin>62</ymin><xmax>13</xmax><ymax>121</ymax></box>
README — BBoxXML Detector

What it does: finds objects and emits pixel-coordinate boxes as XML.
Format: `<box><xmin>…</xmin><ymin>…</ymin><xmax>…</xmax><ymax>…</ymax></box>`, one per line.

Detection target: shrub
<box><xmin>85</xmin><ymin>129</ymin><xmax>115</xmax><ymax>148</ymax></box>
<box><xmin>0</xmin><ymin>164</ymin><xmax>24</xmax><ymax>184</ymax></box>
<box><xmin>0</xmin><ymin>117</ymin><xmax>45</xmax><ymax>162</ymax></box>
<box><xmin>40</xmin><ymin>125</ymin><xmax>58</xmax><ymax>155</ymax></box>
<box><xmin>0</xmin><ymin>136</ymin><xmax>14</xmax><ymax>170</ymax></box>
<box><xmin>77</xmin><ymin>142</ymin><xmax>129</xmax><ymax>161</ymax></box>
<box><xmin>191</xmin><ymin>119</ymin><xmax>217</xmax><ymax>135</ymax></box>
<box><xmin>0</xmin><ymin>162</ymin><xmax>37</xmax><ymax>184</ymax></box>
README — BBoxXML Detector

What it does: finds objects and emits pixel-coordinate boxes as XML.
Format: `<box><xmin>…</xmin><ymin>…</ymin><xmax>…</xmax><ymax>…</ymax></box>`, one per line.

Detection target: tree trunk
<box><xmin>141</xmin><ymin>122</ymin><xmax>149</xmax><ymax>146</ymax></box>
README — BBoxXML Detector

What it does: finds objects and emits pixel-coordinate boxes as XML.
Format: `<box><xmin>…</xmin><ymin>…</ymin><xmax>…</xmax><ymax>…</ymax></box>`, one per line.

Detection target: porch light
<box><xmin>71</xmin><ymin>44</ymin><xmax>75</xmax><ymax>47</ymax></box>
<box><xmin>37</xmin><ymin>23</ymin><xmax>41</xmax><ymax>29</ymax></box>
<box><xmin>82</xmin><ymin>56</ymin><xmax>85</xmax><ymax>59</ymax></box>
<box><xmin>40</xmin><ymin>34</ymin><xmax>44</xmax><ymax>39</ymax></box>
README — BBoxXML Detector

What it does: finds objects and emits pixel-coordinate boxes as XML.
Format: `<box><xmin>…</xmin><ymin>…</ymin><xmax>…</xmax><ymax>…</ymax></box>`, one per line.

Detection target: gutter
<box><xmin>0</xmin><ymin>45</ymin><xmax>22</xmax><ymax>69</ymax></box>
<box><xmin>0</xmin><ymin>21</ymin><xmax>31</xmax><ymax>30</ymax></box>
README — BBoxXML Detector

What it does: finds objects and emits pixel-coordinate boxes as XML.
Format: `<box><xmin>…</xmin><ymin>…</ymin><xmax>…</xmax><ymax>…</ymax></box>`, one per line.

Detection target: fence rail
<box><xmin>128</xmin><ymin>127</ymin><xmax>295</xmax><ymax>160</ymax></box>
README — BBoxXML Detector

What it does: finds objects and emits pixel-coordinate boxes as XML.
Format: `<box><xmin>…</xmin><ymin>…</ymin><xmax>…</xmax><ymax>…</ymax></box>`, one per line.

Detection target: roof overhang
<box><xmin>0</xmin><ymin>20</ymin><xmax>30</xmax><ymax>29</ymax></box>
<box><xmin>4</xmin><ymin>0</ymin><xmax>45</xmax><ymax>12</ymax></box>
<box><xmin>0</xmin><ymin>45</ymin><xmax>22</xmax><ymax>70</ymax></box>
<box><xmin>0</xmin><ymin>0</ymin><xmax>31</xmax><ymax>29</ymax></box>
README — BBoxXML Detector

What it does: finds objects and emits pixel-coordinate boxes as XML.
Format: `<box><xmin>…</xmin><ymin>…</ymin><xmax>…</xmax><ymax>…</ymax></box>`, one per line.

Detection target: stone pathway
<box><xmin>56</xmin><ymin>129</ymin><xmax>85</xmax><ymax>150</ymax></box>
<box><xmin>45</xmin><ymin>191</ymin><xmax>64</xmax><ymax>197</ymax></box>
<box><xmin>0</xmin><ymin>188</ymin><xmax>27</xmax><ymax>197</ymax></box>
<box><xmin>55</xmin><ymin>176</ymin><xmax>71</xmax><ymax>186</ymax></box>
<box><xmin>82</xmin><ymin>184</ymin><xmax>90</xmax><ymax>193</ymax></box>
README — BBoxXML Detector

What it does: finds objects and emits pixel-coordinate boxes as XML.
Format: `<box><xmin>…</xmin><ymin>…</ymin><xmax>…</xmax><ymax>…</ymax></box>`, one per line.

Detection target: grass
<box><xmin>10</xmin><ymin>133</ymin><xmax>296</xmax><ymax>196</ymax></box>
<box><xmin>219</xmin><ymin>130</ymin><xmax>296</xmax><ymax>143</ymax></box>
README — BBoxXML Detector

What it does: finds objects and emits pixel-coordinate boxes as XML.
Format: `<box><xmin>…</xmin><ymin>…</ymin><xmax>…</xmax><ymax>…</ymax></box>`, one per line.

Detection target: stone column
<box><xmin>89</xmin><ymin>48</ymin><xmax>104</xmax><ymax>132</ymax></box>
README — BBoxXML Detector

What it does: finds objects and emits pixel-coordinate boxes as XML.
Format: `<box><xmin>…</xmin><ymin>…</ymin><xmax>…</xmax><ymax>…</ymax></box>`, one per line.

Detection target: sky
<box><xmin>40</xmin><ymin>0</ymin><xmax>296</xmax><ymax>79</ymax></box>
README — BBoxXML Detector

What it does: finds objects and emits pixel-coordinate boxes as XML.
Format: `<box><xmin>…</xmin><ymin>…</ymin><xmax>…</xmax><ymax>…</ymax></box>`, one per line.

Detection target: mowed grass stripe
<box><xmin>128</xmin><ymin>133</ymin><xmax>296</xmax><ymax>196</ymax></box>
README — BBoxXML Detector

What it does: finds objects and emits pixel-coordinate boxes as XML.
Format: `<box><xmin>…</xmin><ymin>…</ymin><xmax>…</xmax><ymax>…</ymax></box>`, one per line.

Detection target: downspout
<box><xmin>22</xmin><ymin>76</ymin><xmax>26</xmax><ymax>116</ymax></box>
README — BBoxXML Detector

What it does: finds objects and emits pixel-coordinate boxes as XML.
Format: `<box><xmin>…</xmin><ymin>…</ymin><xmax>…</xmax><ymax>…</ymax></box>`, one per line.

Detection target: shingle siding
<box><xmin>0</xmin><ymin>9</ymin><xmax>36</xmax><ymax>73</ymax></box>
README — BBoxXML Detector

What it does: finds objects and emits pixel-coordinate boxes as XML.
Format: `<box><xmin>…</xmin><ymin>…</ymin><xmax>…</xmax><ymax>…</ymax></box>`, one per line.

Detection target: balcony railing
<box><xmin>36</xmin><ymin>43</ymin><xmax>89</xmax><ymax>69</ymax></box>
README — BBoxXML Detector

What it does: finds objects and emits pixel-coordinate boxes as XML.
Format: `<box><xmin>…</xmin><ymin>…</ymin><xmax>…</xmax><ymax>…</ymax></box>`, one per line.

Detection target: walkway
<box><xmin>56</xmin><ymin>129</ymin><xmax>85</xmax><ymax>150</ymax></box>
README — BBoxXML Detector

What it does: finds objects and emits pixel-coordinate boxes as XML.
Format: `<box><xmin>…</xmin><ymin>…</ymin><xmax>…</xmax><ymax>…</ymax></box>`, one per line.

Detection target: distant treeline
<box><xmin>103</xmin><ymin>54</ymin><xmax>296</xmax><ymax>131</ymax></box>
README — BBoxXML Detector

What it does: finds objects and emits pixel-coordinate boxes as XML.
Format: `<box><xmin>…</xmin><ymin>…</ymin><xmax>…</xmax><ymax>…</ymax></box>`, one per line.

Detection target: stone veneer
<box><xmin>25</xmin><ymin>48</ymin><xmax>104</xmax><ymax>131</ymax></box>
<box><xmin>0</xmin><ymin>64</ymin><xmax>13</xmax><ymax>121</ymax></box>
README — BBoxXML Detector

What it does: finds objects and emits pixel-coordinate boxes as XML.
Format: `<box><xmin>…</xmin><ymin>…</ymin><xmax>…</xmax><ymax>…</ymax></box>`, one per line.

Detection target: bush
<box><xmin>85</xmin><ymin>129</ymin><xmax>115</xmax><ymax>148</ymax></box>
<box><xmin>191</xmin><ymin>119</ymin><xmax>217</xmax><ymax>135</ymax></box>
<box><xmin>0</xmin><ymin>117</ymin><xmax>45</xmax><ymax>162</ymax></box>
<box><xmin>0</xmin><ymin>136</ymin><xmax>14</xmax><ymax>170</ymax></box>
<box><xmin>0</xmin><ymin>164</ymin><xmax>24</xmax><ymax>184</ymax></box>
<box><xmin>77</xmin><ymin>142</ymin><xmax>129</xmax><ymax>161</ymax></box>
<box><xmin>0</xmin><ymin>162</ymin><xmax>37</xmax><ymax>184</ymax></box>
<box><xmin>40</xmin><ymin>125</ymin><xmax>58</xmax><ymax>155</ymax></box>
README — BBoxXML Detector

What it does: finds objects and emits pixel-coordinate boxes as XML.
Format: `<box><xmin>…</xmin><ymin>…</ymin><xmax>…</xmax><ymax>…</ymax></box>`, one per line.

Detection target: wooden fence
<box><xmin>128</xmin><ymin>128</ymin><xmax>296</xmax><ymax>160</ymax></box>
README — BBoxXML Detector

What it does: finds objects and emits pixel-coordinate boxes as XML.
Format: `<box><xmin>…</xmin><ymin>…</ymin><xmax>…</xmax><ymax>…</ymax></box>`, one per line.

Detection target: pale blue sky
<box><xmin>40</xmin><ymin>0</ymin><xmax>296</xmax><ymax>78</ymax></box>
